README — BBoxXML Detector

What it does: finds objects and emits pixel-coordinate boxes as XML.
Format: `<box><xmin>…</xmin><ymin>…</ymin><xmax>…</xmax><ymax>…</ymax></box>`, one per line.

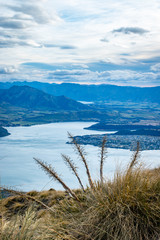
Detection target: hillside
<box><xmin>0</xmin><ymin>85</ymin><xmax>89</xmax><ymax>111</ymax></box>
<box><xmin>0</xmin><ymin>81</ymin><xmax>160</xmax><ymax>103</ymax></box>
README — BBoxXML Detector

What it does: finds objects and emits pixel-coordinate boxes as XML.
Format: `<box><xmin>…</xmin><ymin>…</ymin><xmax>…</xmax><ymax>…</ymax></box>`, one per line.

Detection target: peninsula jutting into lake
<box><xmin>68</xmin><ymin>133</ymin><xmax>160</xmax><ymax>151</ymax></box>
<box><xmin>75</xmin><ymin>123</ymin><xmax>160</xmax><ymax>150</ymax></box>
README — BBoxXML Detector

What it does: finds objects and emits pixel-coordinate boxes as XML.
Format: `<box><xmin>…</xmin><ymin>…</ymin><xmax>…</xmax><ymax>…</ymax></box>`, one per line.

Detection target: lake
<box><xmin>0</xmin><ymin>122</ymin><xmax>159</xmax><ymax>192</ymax></box>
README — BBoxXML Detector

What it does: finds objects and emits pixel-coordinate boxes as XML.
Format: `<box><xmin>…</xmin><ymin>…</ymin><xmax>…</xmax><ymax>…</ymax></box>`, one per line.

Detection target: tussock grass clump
<box><xmin>1</xmin><ymin>136</ymin><xmax>160</xmax><ymax>240</ymax></box>
<box><xmin>0</xmin><ymin>189</ymin><xmax>67</xmax><ymax>217</ymax></box>
<box><xmin>66</xmin><ymin>167</ymin><xmax>160</xmax><ymax>240</ymax></box>
<box><xmin>1</xmin><ymin>195</ymin><xmax>28</xmax><ymax>217</ymax></box>
<box><xmin>0</xmin><ymin>207</ymin><xmax>50</xmax><ymax>240</ymax></box>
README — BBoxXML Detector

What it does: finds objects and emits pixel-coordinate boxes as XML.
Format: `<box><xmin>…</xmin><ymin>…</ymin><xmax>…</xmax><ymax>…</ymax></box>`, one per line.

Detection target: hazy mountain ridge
<box><xmin>0</xmin><ymin>81</ymin><xmax>160</xmax><ymax>103</ymax></box>
<box><xmin>0</xmin><ymin>83</ymin><xmax>160</xmax><ymax>127</ymax></box>
<box><xmin>0</xmin><ymin>85</ymin><xmax>89</xmax><ymax>111</ymax></box>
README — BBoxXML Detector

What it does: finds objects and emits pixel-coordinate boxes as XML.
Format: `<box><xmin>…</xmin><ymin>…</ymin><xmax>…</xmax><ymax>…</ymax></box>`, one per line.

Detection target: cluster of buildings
<box><xmin>73</xmin><ymin>134</ymin><xmax>160</xmax><ymax>151</ymax></box>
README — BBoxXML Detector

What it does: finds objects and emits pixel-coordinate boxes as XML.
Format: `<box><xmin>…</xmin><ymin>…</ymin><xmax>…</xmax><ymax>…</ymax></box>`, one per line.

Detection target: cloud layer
<box><xmin>0</xmin><ymin>0</ymin><xmax>160</xmax><ymax>86</ymax></box>
<box><xmin>0</xmin><ymin>61</ymin><xmax>160</xmax><ymax>86</ymax></box>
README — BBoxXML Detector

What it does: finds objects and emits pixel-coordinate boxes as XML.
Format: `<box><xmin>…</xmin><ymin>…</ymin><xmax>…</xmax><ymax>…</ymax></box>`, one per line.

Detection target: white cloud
<box><xmin>151</xmin><ymin>63</ymin><xmax>160</xmax><ymax>72</ymax></box>
<box><xmin>0</xmin><ymin>0</ymin><xmax>160</xmax><ymax>86</ymax></box>
<box><xmin>0</xmin><ymin>65</ymin><xmax>18</xmax><ymax>74</ymax></box>
<box><xmin>105</xmin><ymin>70</ymin><xmax>158</xmax><ymax>81</ymax></box>
<box><xmin>7</xmin><ymin>3</ymin><xmax>59</xmax><ymax>24</ymax></box>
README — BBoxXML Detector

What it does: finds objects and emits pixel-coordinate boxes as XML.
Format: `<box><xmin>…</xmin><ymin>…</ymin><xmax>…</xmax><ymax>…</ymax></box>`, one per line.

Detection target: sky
<box><xmin>0</xmin><ymin>0</ymin><xmax>160</xmax><ymax>86</ymax></box>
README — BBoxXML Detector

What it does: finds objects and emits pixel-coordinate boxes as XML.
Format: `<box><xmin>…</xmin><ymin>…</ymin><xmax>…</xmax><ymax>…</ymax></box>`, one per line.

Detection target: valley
<box><xmin>0</xmin><ymin>82</ymin><xmax>160</xmax><ymax>151</ymax></box>
<box><xmin>0</xmin><ymin>83</ymin><xmax>160</xmax><ymax>127</ymax></box>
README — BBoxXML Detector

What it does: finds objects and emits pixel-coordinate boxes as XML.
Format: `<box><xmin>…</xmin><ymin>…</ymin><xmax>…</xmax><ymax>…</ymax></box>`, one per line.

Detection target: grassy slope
<box><xmin>1</xmin><ymin>167</ymin><xmax>159</xmax><ymax>240</ymax></box>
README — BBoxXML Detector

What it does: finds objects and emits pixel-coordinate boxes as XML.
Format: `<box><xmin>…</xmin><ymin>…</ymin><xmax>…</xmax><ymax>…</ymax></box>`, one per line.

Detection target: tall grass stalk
<box><xmin>128</xmin><ymin>141</ymin><xmax>140</xmax><ymax>172</ymax></box>
<box><xmin>62</xmin><ymin>154</ymin><xmax>85</xmax><ymax>192</ymax></box>
<box><xmin>68</xmin><ymin>132</ymin><xmax>94</xmax><ymax>190</ymax></box>
<box><xmin>34</xmin><ymin>158</ymin><xmax>80</xmax><ymax>202</ymax></box>
<box><xmin>99</xmin><ymin>136</ymin><xmax>107</xmax><ymax>185</ymax></box>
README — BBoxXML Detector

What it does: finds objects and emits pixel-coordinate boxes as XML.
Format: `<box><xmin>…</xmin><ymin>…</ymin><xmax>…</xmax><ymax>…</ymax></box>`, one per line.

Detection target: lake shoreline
<box><xmin>1</xmin><ymin>122</ymin><xmax>159</xmax><ymax>192</ymax></box>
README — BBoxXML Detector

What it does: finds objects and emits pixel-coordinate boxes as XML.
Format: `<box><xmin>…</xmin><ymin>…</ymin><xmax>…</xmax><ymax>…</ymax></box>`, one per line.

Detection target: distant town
<box><xmin>68</xmin><ymin>134</ymin><xmax>160</xmax><ymax>151</ymax></box>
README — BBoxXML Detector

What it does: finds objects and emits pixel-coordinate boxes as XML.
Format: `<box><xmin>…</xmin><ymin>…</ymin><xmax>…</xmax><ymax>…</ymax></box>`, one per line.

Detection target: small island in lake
<box><xmin>0</xmin><ymin>126</ymin><xmax>10</xmax><ymax>137</ymax></box>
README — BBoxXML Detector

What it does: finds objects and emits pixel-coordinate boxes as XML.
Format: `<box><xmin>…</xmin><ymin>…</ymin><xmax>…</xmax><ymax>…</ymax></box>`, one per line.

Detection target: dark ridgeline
<box><xmin>0</xmin><ymin>85</ymin><xmax>89</xmax><ymax>111</ymax></box>
<box><xmin>0</xmin><ymin>81</ymin><xmax>160</xmax><ymax>103</ymax></box>
<box><xmin>85</xmin><ymin>123</ymin><xmax>160</xmax><ymax>131</ymax></box>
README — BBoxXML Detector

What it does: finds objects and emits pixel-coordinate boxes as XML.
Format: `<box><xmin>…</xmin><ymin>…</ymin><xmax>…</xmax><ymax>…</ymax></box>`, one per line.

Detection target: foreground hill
<box><xmin>0</xmin><ymin>85</ymin><xmax>89</xmax><ymax>111</ymax></box>
<box><xmin>0</xmin><ymin>81</ymin><xmax>160</xmax><ymax>104</ymax></box>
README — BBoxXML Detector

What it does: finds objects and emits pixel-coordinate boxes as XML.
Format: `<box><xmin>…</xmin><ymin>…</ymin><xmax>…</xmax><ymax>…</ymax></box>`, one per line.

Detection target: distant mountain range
<box><xmin>0</xmin><ymin>85</ymin><xmax>129</xmax><ymax>126</ymax></box>
<box><xmin>0</xmin><ymin>81</ymin><xmax>160</xmax><ymax>103</ymax></box>
<box><xmin>0</xmin><ymin>82</ymin><xmax>160</xmax><ymax>127</ymax></box>
<box><xmin>0</xmin><ymin>85</ymin><xmax>89</xmax><ymax>111</ymax></box>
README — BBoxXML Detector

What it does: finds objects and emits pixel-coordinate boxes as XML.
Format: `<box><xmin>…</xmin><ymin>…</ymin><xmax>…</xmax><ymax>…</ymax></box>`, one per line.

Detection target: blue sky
<box><xmin>0</xmin><ymin>0</ymin><xmax>160</xmax><ymax>86</ymax></box>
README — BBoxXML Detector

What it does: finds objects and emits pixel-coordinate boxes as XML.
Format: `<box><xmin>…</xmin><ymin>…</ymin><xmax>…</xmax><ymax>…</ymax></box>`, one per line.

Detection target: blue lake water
<box><xmin>0</xmin><ymin>122</ymin><xmax>159</xmax><ymax>192</ymax></box>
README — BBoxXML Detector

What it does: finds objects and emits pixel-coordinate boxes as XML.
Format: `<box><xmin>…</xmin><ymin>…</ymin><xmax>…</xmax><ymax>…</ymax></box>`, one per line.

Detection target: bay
<box><xmin>0</xmin><ymin>122</ymin><xmax>159</xmax><ymax>192</ymax></box>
